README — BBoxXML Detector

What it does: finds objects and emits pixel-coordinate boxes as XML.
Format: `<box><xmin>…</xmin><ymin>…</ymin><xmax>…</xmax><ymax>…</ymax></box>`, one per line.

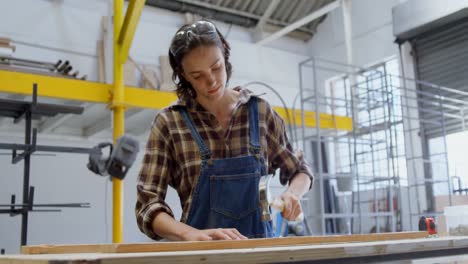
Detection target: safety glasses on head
<box><xmin>169</xmin><ymin>20</ymin><xmax>219</xmax><ymax>57</ymax></box>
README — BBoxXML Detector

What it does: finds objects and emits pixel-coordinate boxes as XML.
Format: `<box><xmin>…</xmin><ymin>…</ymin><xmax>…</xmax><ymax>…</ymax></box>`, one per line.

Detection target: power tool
<box><xmin>418</xmin><ymin>216</ymin><xmax>437</xmax><ymax>235</ymax></box>
<box><xmin>87</xmin><ymin>134</ymin><xmax>139</xmax><ymax>179</ymax></box>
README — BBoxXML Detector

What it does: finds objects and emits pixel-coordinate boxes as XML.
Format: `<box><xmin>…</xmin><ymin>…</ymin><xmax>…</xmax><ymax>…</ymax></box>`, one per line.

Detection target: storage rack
<box><xmin>0</xmin><ymin>84</ymin><xmax>93</xmax><ymax>246</ymax></box>
<box><xmin>297</xmin><ymin>57</ymin><xmax>464</xmax><ymax>235</ymax></box>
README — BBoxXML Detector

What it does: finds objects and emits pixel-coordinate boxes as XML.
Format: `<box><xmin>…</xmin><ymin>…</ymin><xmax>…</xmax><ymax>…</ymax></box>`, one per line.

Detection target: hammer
<box><xmin>259</xmin><ymin>174</ymin><xmax>273</xmax><ymax>222</ymax></box>
<box><xmin>270</xmin><ymin>197</ymin><xmax>304</xmax><ymax>222</ymax></box>
<box><xmin>259</xmin><ymin>174</ymin><xmax>304</xmax><ymax>222</ymax></box>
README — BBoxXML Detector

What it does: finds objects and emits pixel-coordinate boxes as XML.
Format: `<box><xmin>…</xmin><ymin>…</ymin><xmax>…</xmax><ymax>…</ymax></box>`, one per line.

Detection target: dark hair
<box><xmin>168</xmin><ymin>20</ymin><xmax>233</xmax><ymax>101</ymax></box>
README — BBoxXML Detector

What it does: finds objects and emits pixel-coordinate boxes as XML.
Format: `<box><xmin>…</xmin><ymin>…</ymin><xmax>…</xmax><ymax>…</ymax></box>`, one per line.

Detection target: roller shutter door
<box><xmin>411</xmin><ymin>16</ymin><xmax>468</xmax><ymax>139</ymax></box>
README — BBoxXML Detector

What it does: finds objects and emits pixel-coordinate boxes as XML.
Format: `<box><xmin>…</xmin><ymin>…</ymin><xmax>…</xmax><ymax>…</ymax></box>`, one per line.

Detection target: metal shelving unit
<box><xmin>297</xmin><ymin>57</ymin><xmax>466</xmax><ymax>235</ymax></box>
<box><xmin>0</xmin><ymin>84</ymin><xmax>92</xmax><ymax>246</ymax></box>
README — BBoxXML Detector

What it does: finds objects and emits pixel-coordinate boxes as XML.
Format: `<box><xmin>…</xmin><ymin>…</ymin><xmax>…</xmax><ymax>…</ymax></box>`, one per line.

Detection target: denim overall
<box><xmin>179</xmin><ymin>97</ymin><xmax>274</xmax><ymax>238</ymax></box>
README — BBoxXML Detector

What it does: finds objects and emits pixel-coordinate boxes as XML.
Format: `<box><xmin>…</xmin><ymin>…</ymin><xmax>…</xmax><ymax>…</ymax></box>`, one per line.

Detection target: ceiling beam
<box><xmin>255</xmin><ymin>0</ymin><xmax>280</xmax><ymax>31</ymax></box>
<box><xmin>221</xmin><ymin>0</ymin><xmax>231</xmax><ymax>7</ymax></box>
<box><xmin>232</xmin><ymin>0</ymin><xmax>244</xmax><ymax>10</ymax></box>
<box><xmin>239</xmin><ymin>0</ymin><xmax>252</xmax><ymax>12</ymax></box>
<box><xmin>279</xmin><ymin>0</ymin><xmax>298</xmax><ymax>22</ymax></box>
<box><xmin>248</xmin><ymin>0</ymin><xmax>260</xmax><ymax>13</ymax></box>
<box><xmin>174</xmin><ymin>0</ymin><xmax>259</xmax><ymax>19</ymax></box>
<box><xmin>148</xmin><ymin>0</ymin><xmax>314</xmax><ymax>37</ymax></box>
<box><xmin>256</xmin><ymin>0</ymin><xmax>341</xmax><ymax>46</ymax></box>
<box><xmin>289</xmin><ymin>0</ymin><xmax>311</xmax><ymax>23</ymax></box>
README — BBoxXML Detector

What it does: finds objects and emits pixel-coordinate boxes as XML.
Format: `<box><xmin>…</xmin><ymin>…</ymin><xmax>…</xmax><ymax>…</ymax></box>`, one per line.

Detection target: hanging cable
<box><xmin>243</xmin><ymin>81</ymin><xmax>295</xmax><ymax>143</ymax></box>
<box><xmin>291</xmin><ymin>88</ymin><xmax>315</xmax><ymax>149</ymax></box>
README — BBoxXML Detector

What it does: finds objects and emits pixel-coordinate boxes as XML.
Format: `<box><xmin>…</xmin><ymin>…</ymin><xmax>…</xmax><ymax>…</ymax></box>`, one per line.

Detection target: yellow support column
<box><xmin>113</xmin><ymin>0</ymin><xmax>125</xmax><ymax>243</ymax></box>
<box><xmin>118</xmin><ymin>0</ymin><xmax>146</xmax><ymax>63</ymax></box>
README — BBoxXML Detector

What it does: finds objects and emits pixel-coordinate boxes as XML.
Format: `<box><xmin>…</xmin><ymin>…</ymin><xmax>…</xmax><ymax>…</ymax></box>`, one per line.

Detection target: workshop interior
<box><xmin>1</xmin><ymin>0</ymin><xmax>468</xmax><ymax>263</ymax></box>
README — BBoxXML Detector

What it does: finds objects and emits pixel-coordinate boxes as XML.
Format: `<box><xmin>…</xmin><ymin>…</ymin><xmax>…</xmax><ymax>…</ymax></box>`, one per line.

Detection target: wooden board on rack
<box><xmin>21</xmin><ymin>231</ymin><xmax>427</xmax><ymax>254</ymax></box>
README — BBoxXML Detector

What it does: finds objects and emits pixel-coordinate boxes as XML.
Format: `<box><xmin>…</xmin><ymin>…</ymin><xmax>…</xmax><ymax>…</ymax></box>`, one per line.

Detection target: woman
<box><xmin>136</xmin><ymin>20</ymin><xmax>313</xmax><ymax>241</ymax></box>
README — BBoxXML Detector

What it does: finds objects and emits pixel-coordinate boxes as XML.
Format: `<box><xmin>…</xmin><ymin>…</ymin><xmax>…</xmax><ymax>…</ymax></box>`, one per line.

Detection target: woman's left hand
<box><xmin>279</xmin><ymin>191</ymin><xmax>302</xmax><ymax>221</ymax></box>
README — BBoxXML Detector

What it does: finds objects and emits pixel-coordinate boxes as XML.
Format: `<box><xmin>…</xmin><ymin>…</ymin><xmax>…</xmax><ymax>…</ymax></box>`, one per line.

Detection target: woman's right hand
<box><xmin>152</xmin><ymin>212</ymin><xmax>248</xmax><ymax>241</ymax></box>
<box><xmin>181</xmin><ymin>228</ymin><xmax>248</xmax><ymax>241</ymax></box>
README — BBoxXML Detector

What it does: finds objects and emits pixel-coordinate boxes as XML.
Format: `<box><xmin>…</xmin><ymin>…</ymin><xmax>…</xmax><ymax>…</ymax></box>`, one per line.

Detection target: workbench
<box><xmin>1</xmin><ymin>233</ymin><xmax>468</xmax><ymax>264</ymax></box>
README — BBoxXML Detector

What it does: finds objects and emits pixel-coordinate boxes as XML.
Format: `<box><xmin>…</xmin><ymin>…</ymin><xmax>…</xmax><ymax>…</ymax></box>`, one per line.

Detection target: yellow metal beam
<box><xmin>0</xmin><ymin>70</ymin><xmax>110</xmax><ymax>103</ymax></box>
<box><xmin>0</xmin><ymin>70</ymin><xmax>352</xmax><ymax>131</ymax></box>
<box><xmin>273</xmin><ymin>107</ymin><xmax>353</xmax><ymax>131</ymax></box>
<box><xmin>113</xmin><ymin>0</ymin><xmax>125</xmax><ymax>244</ymax></box>
<box><xmin>118</xmin><ymin>0</ymin><xmax>145</xmax><ymax>63</ymax></box>
<box><xmin>0</xmin><ymin>70</ymin><xmax>177</xmax><ymax>108</ymax></box>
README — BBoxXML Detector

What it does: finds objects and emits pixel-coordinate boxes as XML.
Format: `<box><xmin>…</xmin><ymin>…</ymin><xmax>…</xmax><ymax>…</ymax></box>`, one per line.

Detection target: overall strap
<box><xmin>248</xmin><ymin>97</ymin><xmax>261</xmax><ymax>155</ymax></box>
<box><xmin>179</xmin><ymin>107</ymin><xmax>211</xmax><ymax>160</ymax></box>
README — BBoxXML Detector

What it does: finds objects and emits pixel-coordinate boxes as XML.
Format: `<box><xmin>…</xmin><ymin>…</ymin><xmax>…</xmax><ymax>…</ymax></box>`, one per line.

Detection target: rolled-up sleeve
<box><xmin>264</xmin><ymin>102</ymin><xmax>314</xmax><ymax>189</ymax></box>
<box><xmin>135</xmin><ymin>114</ymin><xmax>175</xmax><ymax>240</ymax></box>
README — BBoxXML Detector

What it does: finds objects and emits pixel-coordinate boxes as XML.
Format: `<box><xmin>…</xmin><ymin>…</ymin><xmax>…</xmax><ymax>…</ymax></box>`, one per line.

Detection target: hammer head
<box><xmin>259</xmin><ymin>174</ymin><xmax>273</xmax><ymax>222</ymax></box>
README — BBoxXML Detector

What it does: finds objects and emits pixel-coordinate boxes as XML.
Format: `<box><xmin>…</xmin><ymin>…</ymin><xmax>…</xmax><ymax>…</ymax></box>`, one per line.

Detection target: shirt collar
<box><xmin>170</xmin><ymin>86</ymin><xmax>261</xmax><ymax>112</ymax></box>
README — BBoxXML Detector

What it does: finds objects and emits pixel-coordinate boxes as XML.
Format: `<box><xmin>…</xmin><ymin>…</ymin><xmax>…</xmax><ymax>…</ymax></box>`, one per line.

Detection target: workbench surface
<box><xmin>1</xmin><ymin>235</ymin><xmax>468</xmax><ymax>264</ymax></box>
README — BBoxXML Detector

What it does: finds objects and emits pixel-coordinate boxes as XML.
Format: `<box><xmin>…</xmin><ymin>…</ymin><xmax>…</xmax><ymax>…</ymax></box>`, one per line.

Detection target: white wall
<box><xmin>0</xmin><ymin>0</ymin><xmax>310</xmax><ymax>253</ymax></box>
<box><xmin>303</xmin><ymin>0</ymin><xmax>400</xmax><ymax>101</ymax></box>
<box><xmin>308</xmin><ymin>0</ymin><xmax>399</xmax><ymax>66</ymax></box>
<box><xmin>0</xmin><ymin>0</ymin><xmax>108</xmax><ymax>82</ymax></box>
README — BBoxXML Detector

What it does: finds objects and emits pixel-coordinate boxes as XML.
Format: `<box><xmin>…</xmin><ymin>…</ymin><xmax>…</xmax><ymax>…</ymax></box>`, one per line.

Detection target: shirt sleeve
<box><xmin>135</xmin><ymin>113</ymin><xmax>175</xmax><ymax>240</ymax></box>
<box><xmin>263</xmin><ymin>101</ymin><xmax>314</xmax><ymax>188</ymax></box>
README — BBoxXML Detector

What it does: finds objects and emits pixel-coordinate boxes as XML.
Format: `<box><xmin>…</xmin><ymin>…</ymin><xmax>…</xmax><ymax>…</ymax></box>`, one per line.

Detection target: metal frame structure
<box><xmin>399</xmin><ymin>73</ymin><xmax>468</xmax><ymax>226</ymax></box>
<box><xmin>0</xmin><ymin>84</ymin><xmax>91</xmax><ymax>246</ymax></box>
<box><xmin>298</xmin><ymin>56</ymin><xmax>466</xmax><ymax>235</ymax></box>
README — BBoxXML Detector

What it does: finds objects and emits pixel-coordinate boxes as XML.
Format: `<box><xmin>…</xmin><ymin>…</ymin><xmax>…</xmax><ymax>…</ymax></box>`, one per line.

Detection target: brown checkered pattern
<box><xmin>135</xmin><ymin>87</ymin><xmax>313</xmax><ymax>240</ymax></box>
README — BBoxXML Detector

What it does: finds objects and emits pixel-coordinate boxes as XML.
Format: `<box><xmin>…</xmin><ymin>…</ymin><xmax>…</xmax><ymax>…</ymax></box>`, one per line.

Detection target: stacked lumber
<box><xmin>0</xmin><ymin>37</ymin><xmax>15</xmax><ymax>56</ymax></box>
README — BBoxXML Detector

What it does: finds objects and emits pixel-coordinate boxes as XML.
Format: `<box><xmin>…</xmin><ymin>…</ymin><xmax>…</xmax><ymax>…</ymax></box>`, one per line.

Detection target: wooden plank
<box><xmin>96</xmin><ymin>39</ymin><xmax>106</xmax><ymax>83</ymax></box>
<box><xmin>0</xmin><ymin>37</ymin><xmax>11</xmax><ymax>45</ymax></box>
<box><xmin>3</xmin><ymin>236</ymin><xmax>468</xmax><ymax>264</ymax></box>
<box><xmin>21</xmin><ymin>231</ymin><xmax>427</xmax><ymax>254</ymax></box>
<box><xmin>140</xmin><ymin>65</ymin><xmax>159</xmax><ymax>89</ymax></box>
<box><xmin>128</xmin><ymin>56</ymin><xmax>159</xmax><ymax>89</ymax></box>
<box><xmin>123</xmin><ymin>61</ymin><xmax>136</xmax><ymax>86</ymax></box>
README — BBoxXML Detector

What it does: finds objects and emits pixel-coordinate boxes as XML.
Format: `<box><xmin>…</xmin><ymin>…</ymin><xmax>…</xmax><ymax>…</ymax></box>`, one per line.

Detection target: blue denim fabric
<box><xmin>179</xmin><ymin>97</ymin><xmax>274</xmax><ymax>238</ymax></box>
